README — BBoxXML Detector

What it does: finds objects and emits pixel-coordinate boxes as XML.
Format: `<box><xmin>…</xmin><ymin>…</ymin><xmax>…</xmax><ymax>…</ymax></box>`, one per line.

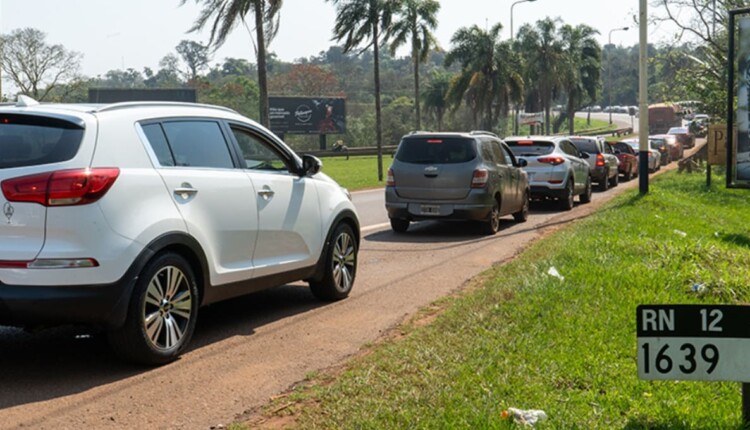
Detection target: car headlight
<box><xmin>342</xmin><ymin>187</ymin><xmax>352</xmax><ymax>201</ymax></box>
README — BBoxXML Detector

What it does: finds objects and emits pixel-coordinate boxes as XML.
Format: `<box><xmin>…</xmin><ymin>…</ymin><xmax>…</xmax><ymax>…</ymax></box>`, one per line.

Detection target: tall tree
<box><xmin>328</xmin><ymin>0</ymin><xmax>395</xmax><ymax>181</ymax></box>
<box><xmin>422</xmin><ymin>70</ymin><xmax>450</xmax><ymax>131</ymax></box>
<box><xmin>445</xmin><ymin>23</ymin><xmax>506</xmax><ymax>131</ymax></box>
<box><xmin>181</xmin><ymin>0</ymin><xmax>283</xmax><ymax>127</ymax></box>
<box><xmin>650</xmin><ymin>0</ymin><xmax>739</xmax><ymax>118</ymax></box>
<box><xmin>176</xmin><ymin>40</ymin><xmax>211</xmax><ymax>84</ymax></box>
<box><xmin>269</xmin><ymin>64</ymin><xmax>341</xmax><ymax>96</ymax></box>
<box><xmin>388</xmin><ymin>0</ymin><xmax>440</xmax><ymax>130</ymax></box>
<box><xmin>559</xmin><ymin>24</ymin><xmax>601</xmax><ymax>134</ymax></box>
<box><xmin>0</xmin><ymin>28</ymin><xmax>83</xmax><ymax>101</ymax></box>
<box><xmin>517</xmin><ymin>18</ymin><xmax>562</xmax><ymax>134</ymax></box>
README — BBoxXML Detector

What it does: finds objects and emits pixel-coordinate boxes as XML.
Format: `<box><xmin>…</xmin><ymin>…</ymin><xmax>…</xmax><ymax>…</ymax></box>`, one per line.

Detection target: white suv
<box><xmin>0</xmin><ymin>97</ymin><xmax>360</xmax><ymax>364</ymax></box>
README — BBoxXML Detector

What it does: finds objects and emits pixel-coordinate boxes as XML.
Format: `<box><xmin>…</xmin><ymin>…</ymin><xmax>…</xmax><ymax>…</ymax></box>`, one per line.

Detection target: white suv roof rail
<box><xmin>96</xmin><ymin>101</ymin><xmax>239</xmax><ymax>115</ymax></box>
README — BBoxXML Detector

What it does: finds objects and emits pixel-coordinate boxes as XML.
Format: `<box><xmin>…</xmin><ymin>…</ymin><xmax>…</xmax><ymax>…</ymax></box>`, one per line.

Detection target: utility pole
<box><xmin>638</xmin><ymin>0</ymin><xmax>649</xmax><ymax>194</ymax></box>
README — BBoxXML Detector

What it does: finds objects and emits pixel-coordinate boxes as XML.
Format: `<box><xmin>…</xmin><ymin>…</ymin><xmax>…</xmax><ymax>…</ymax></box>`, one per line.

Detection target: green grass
<box><xmin>322</xmin><ymin>117</ymin><xmax>615</xmax><ymax>192</ymax></box>
<box><xmin>320</xmin><ymin>155</ymin><xmax>387</xmax><ymax>191</ymax></box>
<box><xmin>252</xmin><ymin>171</ymin><xmax>750</xmax><ymax>429</ymax></box>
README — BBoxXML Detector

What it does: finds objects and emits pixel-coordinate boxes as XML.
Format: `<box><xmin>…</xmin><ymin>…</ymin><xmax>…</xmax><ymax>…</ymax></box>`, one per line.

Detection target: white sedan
<box><xmin>621</xmin><ymin>138</ymin><xmax>662</xmax><ymax>173</ymax></box>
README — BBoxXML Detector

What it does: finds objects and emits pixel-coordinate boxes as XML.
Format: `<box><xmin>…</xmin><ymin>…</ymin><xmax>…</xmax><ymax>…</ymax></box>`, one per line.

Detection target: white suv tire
<box><xmin>309</xmin><ymin>223</ymin><xmax>357</xmax><ymax>301</ymax></box>
<box><xmin>107</xmin><ymin>252</ymin><xmax>199</xmax><ymax>365</ymax></box>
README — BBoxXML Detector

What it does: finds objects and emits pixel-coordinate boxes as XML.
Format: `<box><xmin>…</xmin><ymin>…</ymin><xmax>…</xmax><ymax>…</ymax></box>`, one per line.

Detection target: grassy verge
<box><xmin>249</xmin><ymin>171</ymin><xmax>750</xmax><ymax>429</ymax></box>
<box><xmin>319</xmin><ymin>155</ymin><xmax>386</xmax><ymax>191</ymax></box>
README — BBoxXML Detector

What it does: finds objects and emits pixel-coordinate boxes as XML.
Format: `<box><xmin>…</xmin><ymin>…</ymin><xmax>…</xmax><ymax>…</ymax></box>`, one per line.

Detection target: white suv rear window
<box><xmin>0</xmin><ymin>114</ymin><xmax>83</xmax><ymax>169</ymax></box>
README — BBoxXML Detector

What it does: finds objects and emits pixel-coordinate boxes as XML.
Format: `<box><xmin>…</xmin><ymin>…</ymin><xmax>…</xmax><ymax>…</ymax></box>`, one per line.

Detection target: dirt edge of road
<box><xmin>239</xmin><ymin>146</ymin><xmax>707</xmax><ymax>429</ymax></box>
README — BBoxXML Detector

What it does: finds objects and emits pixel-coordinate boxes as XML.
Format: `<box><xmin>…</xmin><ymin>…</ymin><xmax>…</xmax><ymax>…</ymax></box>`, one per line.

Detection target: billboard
<box><xmin>518</xmin><ymin>112</ymin><xmax>544</xmax><ymax>126</ymax></box>
<box><xmin>269</xmin><ymin>97</ymin><xmax>346</xmax><ymax>135</ymax></box>
<box><xmin>737</xmin><ymin>16</ymin><xmax>750</xmax><ymax>184</ymax></box>
<box><xmin>89</xmin><ymin>88</ymin><xmax>196</xmax><ymax>103</ymax></box>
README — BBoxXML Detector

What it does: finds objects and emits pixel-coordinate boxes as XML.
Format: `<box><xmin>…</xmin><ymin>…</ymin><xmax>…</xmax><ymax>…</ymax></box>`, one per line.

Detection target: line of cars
<box><xmin>385</xmin><ymin>127</ymin><xmax>696</xmax><ymax>235</ymax></box>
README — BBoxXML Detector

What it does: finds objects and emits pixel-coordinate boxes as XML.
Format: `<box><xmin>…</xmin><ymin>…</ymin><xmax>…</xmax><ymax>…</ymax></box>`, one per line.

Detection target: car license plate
<box><xmin>420</xmin><ymin>204</ymin><xmax>440</xmax><ymax>215</ymax></box>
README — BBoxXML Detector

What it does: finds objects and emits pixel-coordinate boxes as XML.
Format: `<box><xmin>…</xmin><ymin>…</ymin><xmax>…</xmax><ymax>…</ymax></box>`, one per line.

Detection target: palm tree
<box><xmin>445</xmin><ymin>23</ymin><xmax>507</xmax><ymax>131</ymax></box>
<box><xmin>422</xmin><ymin>70</ymin><xmax>450</xmax><ymax>130</ymax></box>
<box><xmin>559</xmin><ymin>24</ymin><xmax>601</xmax><ymax>134</ymax></box>
<box><xmin>328</xmin><ymin>0</ymin><xmax>395</xmax><ymax>182</ymax></box>
<box><xmin>181</xmin><ymin>0</ymin><xmax>283</xmax><ymax>128</ymax></box>
<box><xmin>388</xmin><ymin>0</ymin><xmax>440</xmax><ymax>130</ymax></box>
<box><xmin>493</xmin><ymin>40</ymin><xmax>524</xmax><ymax>135</ymax></box>
<box><xmin>517</xmin><ymin>18</ymin><xmax>563</xmax><ymax>134</ymax></box>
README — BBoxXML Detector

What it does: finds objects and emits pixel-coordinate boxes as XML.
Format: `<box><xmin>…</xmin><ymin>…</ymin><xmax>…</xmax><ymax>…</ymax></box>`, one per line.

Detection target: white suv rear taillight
<box><xmin>1</xmin><ymin>168</ymin><xmax>120</xmax><ymax>206</ymax></box>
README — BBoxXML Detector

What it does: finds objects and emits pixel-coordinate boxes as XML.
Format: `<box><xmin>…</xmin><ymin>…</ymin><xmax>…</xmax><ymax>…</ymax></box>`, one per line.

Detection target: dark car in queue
<box><xmin>385</xmin><ymin>131</ymin><xmax>530</xmax><ymax>235</ymax></box>
<box><xmin>667</xmin><ymin>126</ymin><xmax>696</xmax><ymax>149</ymax></box>
<box><xmin>651</xmin><ymin>134</ymin><xmax>683</xmax><ymax>162</ymax></box>
<box><xmin>609</xmin><ymin>141</ymin><xmax>639</xmax><ymax>181</ymax></box>
<box><xmin>569</xmin><ymin>136</ymin><xmax>620</xmax><ymax>190</ymax></box>
<box><xmin>646</xmin><ymin>136</ymin><xmax>670</xmax><ymax>166</ymax></box>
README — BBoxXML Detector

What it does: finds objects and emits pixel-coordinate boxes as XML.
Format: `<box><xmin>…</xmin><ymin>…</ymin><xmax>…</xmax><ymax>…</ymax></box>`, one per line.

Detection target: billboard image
<box><xmin>737</xmin><ymin>17</ymin><xmax>750</xmax><ymax>183</ymax></box>
<box><xmin>269</xmin><ymin>97</ymin><xmax>346</xmax><ymax>135</ymax></box>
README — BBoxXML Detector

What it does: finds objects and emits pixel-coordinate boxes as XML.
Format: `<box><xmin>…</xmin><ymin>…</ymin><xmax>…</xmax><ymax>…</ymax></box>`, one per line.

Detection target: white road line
<box><xmin>361</xmin><ymin>222</ymin><xmax>390</xmax><ymax>233</ymax></box>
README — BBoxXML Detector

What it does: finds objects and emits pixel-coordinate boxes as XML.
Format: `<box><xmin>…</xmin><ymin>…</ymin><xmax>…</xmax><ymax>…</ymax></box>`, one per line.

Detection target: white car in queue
<box><xmin>504</xmin><ymin>136</ymin><xmax>592</xmax><ymax>210</ymax></box>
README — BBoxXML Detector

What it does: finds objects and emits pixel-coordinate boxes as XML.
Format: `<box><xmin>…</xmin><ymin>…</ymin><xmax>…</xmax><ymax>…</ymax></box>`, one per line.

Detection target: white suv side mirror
<box><xmin>301</xmin><ymin>154</ymin><xmax>322</xmax><ymax>176</ymax></box>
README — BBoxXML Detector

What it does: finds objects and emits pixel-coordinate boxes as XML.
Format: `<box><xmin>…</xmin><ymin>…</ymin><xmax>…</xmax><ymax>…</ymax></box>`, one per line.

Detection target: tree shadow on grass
<box><xmin>719</xmin><ymin>233</ymin><xmax>750</xmax><ymax>249</ymax></box>
<box><xmin>623</xmin><ymin>417</ymin><xmax>747</xmax><ymax>430</ymax></box>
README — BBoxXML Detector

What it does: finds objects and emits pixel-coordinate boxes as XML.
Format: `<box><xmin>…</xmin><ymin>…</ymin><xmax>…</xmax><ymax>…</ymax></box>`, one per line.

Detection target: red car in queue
<box><xmin>609</xmin><ymin>141</ymin><xmax>639</xmax><ymax>181</ymax></box>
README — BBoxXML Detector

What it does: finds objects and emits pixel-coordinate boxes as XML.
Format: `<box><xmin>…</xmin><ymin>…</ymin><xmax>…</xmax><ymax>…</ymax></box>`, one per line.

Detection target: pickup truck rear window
<box><xmin>0</xmin><ymin>114</ymin><xmax>84</xmax><ymax>169</ymax></box>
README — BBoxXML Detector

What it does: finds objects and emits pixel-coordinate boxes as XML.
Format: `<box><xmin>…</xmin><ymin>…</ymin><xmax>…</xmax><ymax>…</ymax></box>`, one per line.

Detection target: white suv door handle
<box><xmin>174</xmin><ymin>183</ymin><xmax>198</xmax><ymax>200</ymax></box>
<box><xmin>258</xmin><ymin>188</ymin><xmax>275</xmax><ymax>200</ymax></box>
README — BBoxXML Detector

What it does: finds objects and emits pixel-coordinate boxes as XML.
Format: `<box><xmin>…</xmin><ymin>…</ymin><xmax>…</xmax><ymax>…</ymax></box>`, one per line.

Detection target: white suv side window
<box><xmin>161</xmin><ymin>121</ymin><xmax>234</xmax><ymax>169</ymax></box>
<box><xmin>231</xmin><ymin>127</ymin><xmax>291</xmax><ymax>172</ymax></box>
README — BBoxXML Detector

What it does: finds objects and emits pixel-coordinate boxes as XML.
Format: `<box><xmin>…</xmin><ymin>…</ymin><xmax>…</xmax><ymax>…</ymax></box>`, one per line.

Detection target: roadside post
<box><xmin>706</xmin><ymin>124</ymin><xmax>733</xmax><ymax>186</ymax></box>
<box><xmin>637</xmin><ymin>305</ymin><xmax>750</xmax><ymax>424</ymax></box>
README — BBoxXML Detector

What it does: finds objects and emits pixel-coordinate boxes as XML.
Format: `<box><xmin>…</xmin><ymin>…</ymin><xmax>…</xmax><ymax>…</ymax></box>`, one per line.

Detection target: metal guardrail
<box><xmin>303</xmin><ymin>145</ymin><xmax>399</xmax><ymax>159</ymax></box>
<box><xmin>302</xmin><ymin>128</ymin><xmax>634</xmax><ymax>158</ymax></box>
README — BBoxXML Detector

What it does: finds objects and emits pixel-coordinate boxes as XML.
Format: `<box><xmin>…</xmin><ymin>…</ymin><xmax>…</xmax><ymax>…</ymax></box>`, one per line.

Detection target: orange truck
<box><xmin>647</xmin><ymin>103</ymin><xmax>682</xmax><ymax>135</ymax></box>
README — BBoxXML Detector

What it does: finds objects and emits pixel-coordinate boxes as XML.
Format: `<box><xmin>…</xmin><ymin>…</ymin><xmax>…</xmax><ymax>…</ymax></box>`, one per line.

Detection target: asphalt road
<box><xmin>0</xmin><ymin>143</ymin><xmax>698</xmax><ymax>428</ymax></box>
<box><xmin>575</xmin><ymin>111</ymin><xmax>639</xmax><ymax>131</ymax></box>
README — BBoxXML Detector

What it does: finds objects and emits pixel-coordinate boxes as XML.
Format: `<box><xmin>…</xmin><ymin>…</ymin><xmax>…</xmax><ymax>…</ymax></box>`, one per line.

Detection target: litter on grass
<box><xmin>691</xmin><ymin>283</ymin><xmax>707</xmax><ymax>293</ymax></box>
<box><xmin>502</xmin><ymin>408</ymin><xmax>548</xmax><ymax>427</ymax></box>
<box><xmin>673</xmin><ymin>229</ymin><xmax>687</xmax><ymax>237</ymax></box>
<box><xmin>546</xmin><ymin>266</ymin><xmax>564</xmax><ymax>281</ymax></box>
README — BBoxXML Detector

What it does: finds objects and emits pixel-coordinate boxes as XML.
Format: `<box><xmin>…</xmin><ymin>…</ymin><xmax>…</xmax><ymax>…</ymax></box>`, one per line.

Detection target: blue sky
<box><xmin>0</xmin><ymin>0</ymin><xmax>679</xmax><ymax>79</ymax></box>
